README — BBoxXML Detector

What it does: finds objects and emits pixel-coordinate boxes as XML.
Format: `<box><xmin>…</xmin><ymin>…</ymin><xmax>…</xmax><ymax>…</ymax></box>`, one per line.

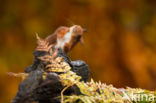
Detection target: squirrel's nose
<box><xmin>83</xmin><ymin>28</ymin><xmax>87</xmax><ymax>32</ymax></box>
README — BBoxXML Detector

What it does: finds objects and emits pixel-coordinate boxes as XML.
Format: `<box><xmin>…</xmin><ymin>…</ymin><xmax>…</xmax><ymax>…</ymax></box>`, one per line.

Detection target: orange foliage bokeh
<box><xmin>0</xmin><ymin>0</ymin><xmax>156</xmax><ymax>102</ymax></box>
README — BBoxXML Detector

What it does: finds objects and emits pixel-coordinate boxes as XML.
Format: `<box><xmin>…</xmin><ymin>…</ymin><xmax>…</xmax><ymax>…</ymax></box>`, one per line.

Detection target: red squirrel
<box><xmin>45</xmin><ymin>25</ymin><xmax>86</xmax><ymax>53</ymax></box>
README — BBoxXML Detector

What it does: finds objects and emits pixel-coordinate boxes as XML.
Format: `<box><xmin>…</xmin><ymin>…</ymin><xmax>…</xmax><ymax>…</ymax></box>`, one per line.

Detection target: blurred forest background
<box><xmin>0</xmin><ymin>0</ymin><xmax>156</xmax><ymax>102</ymax></box>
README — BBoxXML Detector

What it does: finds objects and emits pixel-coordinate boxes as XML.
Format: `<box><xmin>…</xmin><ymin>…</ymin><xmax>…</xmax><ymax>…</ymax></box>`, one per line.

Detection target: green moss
<box><xmin>52</xmin><ymin>58</ymin><xmax>156</xmax><ymax>103</ymax></box>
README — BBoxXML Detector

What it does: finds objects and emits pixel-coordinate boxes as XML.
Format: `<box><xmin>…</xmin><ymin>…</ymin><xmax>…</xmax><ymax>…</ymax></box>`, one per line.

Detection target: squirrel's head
<box><xmin>56</xmin><ymin>25</ymin><xmax>86</xmax><ymax>53</ymax></box>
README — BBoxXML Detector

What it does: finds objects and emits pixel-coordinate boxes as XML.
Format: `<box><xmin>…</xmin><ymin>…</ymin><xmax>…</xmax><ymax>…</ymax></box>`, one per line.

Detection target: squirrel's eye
<box><xmin>60</xmin><ymin>30</ymin><xmax>66</xmax><ymax>34</ymax></box>
<box><xmin>60</xmin><ymin>28</ymin><xmax>69</xmax><ymax>35</ymax></box>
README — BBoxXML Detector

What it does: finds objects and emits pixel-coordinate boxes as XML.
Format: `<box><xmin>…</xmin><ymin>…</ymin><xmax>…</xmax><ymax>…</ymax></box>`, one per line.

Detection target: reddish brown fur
<box><xmin>45</xmin><ymin>26</ymin><xmax>69</xmax><ymax>45</ymax></box>
<box><xmin>45</xmin><ymin>25</ymin><xmax>85</xmax><ymax>53</ymax></box>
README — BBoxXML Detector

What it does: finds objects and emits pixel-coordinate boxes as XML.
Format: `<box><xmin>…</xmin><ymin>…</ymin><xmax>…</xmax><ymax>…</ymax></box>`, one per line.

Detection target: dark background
<box><xmin>0</xmin><ymin>0</ymin><xmax>156</xmax><ymax>102</ymax></box>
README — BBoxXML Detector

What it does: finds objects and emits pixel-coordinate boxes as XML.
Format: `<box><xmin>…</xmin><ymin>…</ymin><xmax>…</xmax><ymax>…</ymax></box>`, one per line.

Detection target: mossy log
<box><xmin>10</xmin><ymin>35</ymin><xmax>155</xmax><ymax>103</ymax></box>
